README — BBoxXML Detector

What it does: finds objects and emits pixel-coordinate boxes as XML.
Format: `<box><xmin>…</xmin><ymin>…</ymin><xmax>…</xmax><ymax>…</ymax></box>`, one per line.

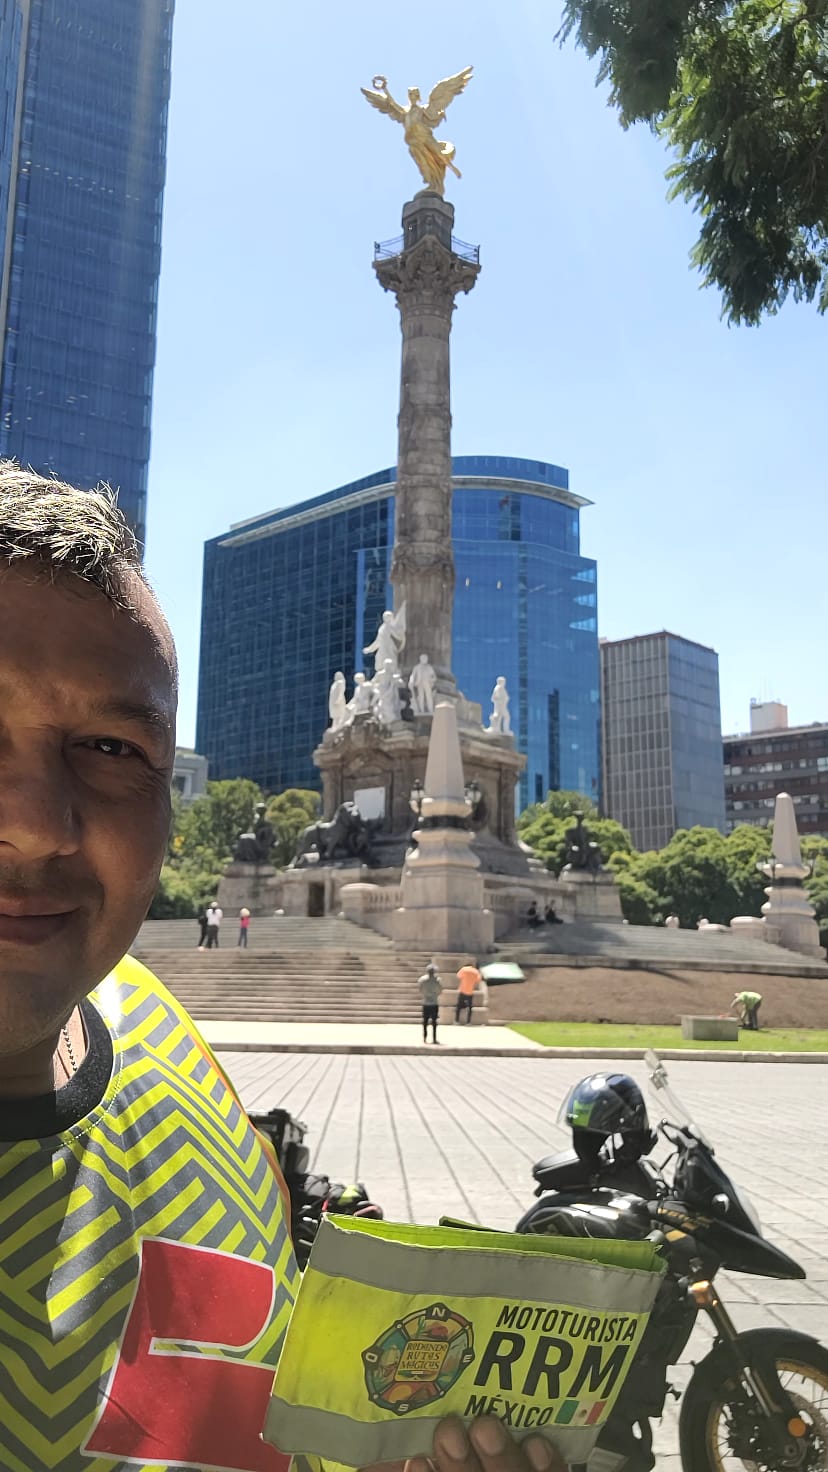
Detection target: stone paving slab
<box><xmin>219</xmin><ymin>1051</ymin><xmax>828</xmax><ymax>1464</ymax></box>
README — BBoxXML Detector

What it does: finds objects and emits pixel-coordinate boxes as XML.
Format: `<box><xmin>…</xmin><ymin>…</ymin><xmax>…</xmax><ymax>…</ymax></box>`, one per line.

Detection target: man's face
<box><xmin>0</xmin><ymin>566</ymin><xmax>176</xmax><ymax>1053</ymax></box>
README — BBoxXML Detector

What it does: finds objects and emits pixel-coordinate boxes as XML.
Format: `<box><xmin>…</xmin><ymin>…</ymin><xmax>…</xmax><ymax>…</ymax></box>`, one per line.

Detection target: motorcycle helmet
<box><xmin>558</xmin><ymin>1073</ymin><xmax>657</xmax><ymax>1172</ymax></box>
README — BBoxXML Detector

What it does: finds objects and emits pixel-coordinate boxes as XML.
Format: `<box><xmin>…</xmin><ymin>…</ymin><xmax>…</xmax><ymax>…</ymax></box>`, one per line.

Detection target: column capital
<box><xmin>374</xmin><ymin>236</ymin><xmax>480</xmax><ymax>314</ymax></box>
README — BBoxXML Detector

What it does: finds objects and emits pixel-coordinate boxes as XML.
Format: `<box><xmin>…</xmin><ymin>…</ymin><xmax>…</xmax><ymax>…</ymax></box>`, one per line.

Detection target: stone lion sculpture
<box><xmin>290</xmin><ymin>801</ymin><xmax>373</xmax><ymax>868</ymax></box>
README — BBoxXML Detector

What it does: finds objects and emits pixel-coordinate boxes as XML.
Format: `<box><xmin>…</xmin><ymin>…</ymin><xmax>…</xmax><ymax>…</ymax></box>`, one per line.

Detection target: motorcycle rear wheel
<box><xmin>679</xmin><ymin>1329</ymin><xmax>828</xmax><ymax>1471</ymax></box>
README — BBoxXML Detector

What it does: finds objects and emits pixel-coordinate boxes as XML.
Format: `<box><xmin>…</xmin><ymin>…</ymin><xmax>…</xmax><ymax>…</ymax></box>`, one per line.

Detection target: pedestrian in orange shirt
<box><xmin>455</xmin><ymin>959</ymin><xmax>482</xmax><ymax>1024</ymax></box>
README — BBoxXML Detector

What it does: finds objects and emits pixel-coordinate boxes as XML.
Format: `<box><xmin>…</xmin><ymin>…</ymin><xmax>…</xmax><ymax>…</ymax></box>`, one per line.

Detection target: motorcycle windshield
<box><xmin>644</xmin><ymin>1050</ymin><xmax>712</xmax><ymax>1147</ymax></box>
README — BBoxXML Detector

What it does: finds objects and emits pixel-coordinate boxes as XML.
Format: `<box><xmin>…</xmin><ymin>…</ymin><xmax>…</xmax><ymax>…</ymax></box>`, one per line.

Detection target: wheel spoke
<box><xmin>704</xmin><ymin>1358</ymin><xmax>828</xmax><ymax>1471</ymax></box>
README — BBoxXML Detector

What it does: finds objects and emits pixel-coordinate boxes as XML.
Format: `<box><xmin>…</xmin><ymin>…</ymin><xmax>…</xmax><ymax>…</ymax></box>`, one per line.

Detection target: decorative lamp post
<box><xmin>464</xmin><ymin>778</ymin><xmax>482</xmax><ymax>820</ymax></box>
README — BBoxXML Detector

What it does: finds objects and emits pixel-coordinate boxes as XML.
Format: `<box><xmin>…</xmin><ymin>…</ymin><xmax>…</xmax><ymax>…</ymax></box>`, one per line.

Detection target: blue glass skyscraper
<box><xmin>196</xmin><ymin>455</ymin><xmax>600</xmax><ymax>811</ymax></box>
<box><xmin>0</xmin><ymin>0</ymin><xmax>174</xmax><ymax>544</ymax></box>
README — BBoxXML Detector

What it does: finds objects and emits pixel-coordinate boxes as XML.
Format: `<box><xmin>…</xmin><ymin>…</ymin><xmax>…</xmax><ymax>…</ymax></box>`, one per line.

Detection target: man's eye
<box><xmin>85</xmin><ymin>737</ymin><xmax>140</xmax><ymax>759</ymax></box>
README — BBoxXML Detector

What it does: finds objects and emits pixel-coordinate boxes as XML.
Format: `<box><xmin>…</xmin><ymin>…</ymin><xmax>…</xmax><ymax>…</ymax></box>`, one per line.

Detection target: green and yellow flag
<box><xmin>265</xmin><ymin>1216</ymin><xmax>664</xmax><ymax>1467</ymax></box>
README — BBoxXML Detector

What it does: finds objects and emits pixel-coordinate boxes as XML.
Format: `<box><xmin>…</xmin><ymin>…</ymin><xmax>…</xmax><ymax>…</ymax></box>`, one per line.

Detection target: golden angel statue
<box><xmin>361</xmin><ymin>67</ymin><xmax>473</xmax><ymax>196</ymax></box>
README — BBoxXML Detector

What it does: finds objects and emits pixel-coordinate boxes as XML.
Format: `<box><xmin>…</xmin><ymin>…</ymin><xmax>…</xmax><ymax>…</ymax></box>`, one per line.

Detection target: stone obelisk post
<box><xmin>393</xmin><ymin>700</ymin><xmax>494</xmax><ymax>956</ymax></box>
<box><xmin>374</xmin><ymin>194</ymin><xmax>480</xmax><ymax>686</ymax></box>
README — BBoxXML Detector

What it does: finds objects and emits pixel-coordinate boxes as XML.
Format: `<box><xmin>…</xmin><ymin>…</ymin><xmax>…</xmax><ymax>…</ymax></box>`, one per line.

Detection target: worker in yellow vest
<box><xmin>732</xmin><ymin>989</ymin><xmax>763</xmax><ymax>1030</ymax></box>
<box><xmin>0</xmin><ymin>464</ymin><xmax>561</xmax><ymax>1472</ymax></box>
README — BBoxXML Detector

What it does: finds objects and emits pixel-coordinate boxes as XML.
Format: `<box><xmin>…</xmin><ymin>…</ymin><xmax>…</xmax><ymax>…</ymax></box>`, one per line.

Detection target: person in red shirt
<box><xmin>239</xmin><ymin>906</ymin><xmax>251</xmax><ymax>947</ymax></box>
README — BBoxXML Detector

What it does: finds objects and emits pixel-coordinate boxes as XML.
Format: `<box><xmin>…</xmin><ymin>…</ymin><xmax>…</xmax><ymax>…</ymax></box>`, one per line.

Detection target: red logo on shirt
<box><xmin>83</xmin><ymin>1237</ymin><xmax>289</xmax><ymax>1471</ymax></box>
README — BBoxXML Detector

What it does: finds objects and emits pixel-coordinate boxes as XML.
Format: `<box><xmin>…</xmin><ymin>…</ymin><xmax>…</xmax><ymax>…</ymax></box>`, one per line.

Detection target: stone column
<box><xmin>374</xmin><ymin>193</ymin><xmax>480</xmax><ymax>686</ymax></box>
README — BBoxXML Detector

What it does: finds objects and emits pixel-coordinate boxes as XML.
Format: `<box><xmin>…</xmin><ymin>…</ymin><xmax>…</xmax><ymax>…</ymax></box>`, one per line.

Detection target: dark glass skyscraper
<box><xmin>600</xmin><ymin>631</ymin><xmax>726</xmax><ymax>850</ymax></box>
<box><xmin>0</xmin><ymin>0</ymin><xmax>174</xmax><ymax>543</ymax></box>
<box><xmin>196</xmin><ymin>455</ymin><xmax>601</xmax><ymax>810</ymax></box>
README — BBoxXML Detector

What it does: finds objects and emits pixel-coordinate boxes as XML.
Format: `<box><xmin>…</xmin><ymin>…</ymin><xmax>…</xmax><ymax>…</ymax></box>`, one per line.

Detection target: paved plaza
<box><xmin>220</xmin><ymin>1050</ymin><xmax>828</xmax><ymax>1466</ymax></box>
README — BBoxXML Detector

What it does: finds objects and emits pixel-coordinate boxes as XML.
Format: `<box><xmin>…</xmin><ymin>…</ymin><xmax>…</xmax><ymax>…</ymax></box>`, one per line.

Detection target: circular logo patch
<box><xmin>363</xmin><ymin>1302</ymin><xmax>475</xmax><ymax>1415</ymax></box>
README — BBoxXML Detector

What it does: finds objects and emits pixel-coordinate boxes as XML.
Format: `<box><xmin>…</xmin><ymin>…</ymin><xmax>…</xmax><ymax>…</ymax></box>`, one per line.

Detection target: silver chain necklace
<box><xmin>61</xmin><ymin>1025</ymin><xmax>78</xmax><ymax>1076</ymax></box>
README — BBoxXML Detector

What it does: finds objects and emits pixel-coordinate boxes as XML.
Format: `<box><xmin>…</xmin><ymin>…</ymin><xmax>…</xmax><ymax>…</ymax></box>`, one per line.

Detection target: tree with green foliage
<box><xmin>150</xmin><ymin>862</ymin><xmax>217</xmax><ymax>920</ymax></box>
<box><xmin>148</xmin><ymin>780</ymin><xmax>325</xmax><ymax>919</ymax></box>
<box><xmin>609</xmin><ymin>861</ymin><xmax>666</xmax><ymax>925</ymax></box>
<box><xmin>517</xmin><ymin>799</ymin><xmax>790</xmax><ymax>928</ymax></box>
<box><xmin>518</xmin><ymin>793</ymin><xmax>633</xmax><ymax>875</ymax></box>
<box><xmin>519</xmin><ymin>790</ymin><xmax>599</xmax><ymax>824</ymax></box>
<box><xmin>149</xmin><ymin>779</ymin><xmax>264</xmax><ymax>920</ymax></box>
<box><xmin>560</xmin><ymin>0</ymin><xmax>828</xmax><ymax>323</ymax></box>
<box><xmin>265</xmin><ymin>789</ymin><xmax>321</xmax><ymax>868</ymax></box>
<box><xmin>174</xmin><ymin>779</ymin><xmax>264</xmax><ymax>870</ymax></box>
<box><xmin>804</xmin><ymin>837</ymin><xmax>828</xmax><ymax>948</ymax></box>
<box><xmin>606</xmin><ymin>825</ymin><xmax>773</xmax><ymax>926</ymax></box>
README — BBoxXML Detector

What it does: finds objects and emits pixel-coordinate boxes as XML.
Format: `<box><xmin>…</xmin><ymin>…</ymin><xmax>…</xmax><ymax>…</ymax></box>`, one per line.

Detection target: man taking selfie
<box><xmin>0</xmin><ymin>464</ymin><xmax>562</xmax><ymax>1472</ymax></box>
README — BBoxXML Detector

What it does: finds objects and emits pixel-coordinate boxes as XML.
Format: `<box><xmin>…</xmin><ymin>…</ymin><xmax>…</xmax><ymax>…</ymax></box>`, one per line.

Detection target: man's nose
<box><xmin>0</xmin><ymin>754</ymin><xmax>81</xmax><ymax>860</ymax></box>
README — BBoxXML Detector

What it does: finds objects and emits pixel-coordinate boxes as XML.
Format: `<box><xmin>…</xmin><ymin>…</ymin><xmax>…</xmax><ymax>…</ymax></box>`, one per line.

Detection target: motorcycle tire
<box><xmin>679</xmin><ymin>1327</ymin><xmax>828</xmax><ymax>1471</ymax></box>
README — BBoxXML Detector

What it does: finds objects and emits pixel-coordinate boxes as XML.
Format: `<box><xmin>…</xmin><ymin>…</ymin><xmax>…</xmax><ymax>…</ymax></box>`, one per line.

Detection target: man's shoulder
<box><xmin>97</xmin><ymin>953</ymin><xmax>207</xmax><ymax>1044</ymax></box>
<box><xmin>100</xmin><ymin>953</ymin><xmax>185</xmax><ymax>1008</ymax></box>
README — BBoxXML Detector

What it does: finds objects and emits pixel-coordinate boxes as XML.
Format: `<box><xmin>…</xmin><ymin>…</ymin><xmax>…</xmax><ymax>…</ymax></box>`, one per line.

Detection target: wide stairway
<box><xmin>131</xmin><ymin>918</ymin><xmax>441</xmax><ymax>1023</ymax></box>
<box><xmin>501</xmin><ymin>920</ymin><xmax>826</xmax><ymax>975</ymax></box>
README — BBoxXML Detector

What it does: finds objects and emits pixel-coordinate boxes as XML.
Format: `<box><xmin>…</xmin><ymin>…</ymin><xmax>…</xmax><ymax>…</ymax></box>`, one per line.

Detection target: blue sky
<box><xmin>145</xmin><ymin>0</ymin><xmax>826</xmax><ymax>750</ymax></box>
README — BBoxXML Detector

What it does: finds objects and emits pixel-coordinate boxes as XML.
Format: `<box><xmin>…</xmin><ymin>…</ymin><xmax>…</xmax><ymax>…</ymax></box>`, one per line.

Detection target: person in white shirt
<box><xmin>205</xmin><ymin>902</ymin><xmax>223</xmax><ymax>949</ymax></box>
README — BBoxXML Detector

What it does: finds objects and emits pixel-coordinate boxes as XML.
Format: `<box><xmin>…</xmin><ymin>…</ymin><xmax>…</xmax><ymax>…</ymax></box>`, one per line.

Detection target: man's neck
<box><xmin>0</xmin><ymin>1006</ymin><xmax>87</xmax><ymax>1099</ymax></box>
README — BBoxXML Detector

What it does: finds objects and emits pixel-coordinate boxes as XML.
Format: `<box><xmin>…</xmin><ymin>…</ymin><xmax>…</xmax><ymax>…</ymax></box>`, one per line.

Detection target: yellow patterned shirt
<box><xmin>0</xmin><ymin>954</ymin><xmax>299</xmax><ymax>1472</ymax></box>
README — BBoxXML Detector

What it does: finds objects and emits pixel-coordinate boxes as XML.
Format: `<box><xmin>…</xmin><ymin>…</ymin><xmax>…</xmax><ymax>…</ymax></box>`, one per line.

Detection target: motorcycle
<box><xmin>514</xmin><ymin>1052</ymin><xmax>828</xmax><ymax>1471</ymax></box>
<box><xmin>248</xmin><ymin>1106</ymin><xmax>384</xmax><ymax>1268</ymax></box>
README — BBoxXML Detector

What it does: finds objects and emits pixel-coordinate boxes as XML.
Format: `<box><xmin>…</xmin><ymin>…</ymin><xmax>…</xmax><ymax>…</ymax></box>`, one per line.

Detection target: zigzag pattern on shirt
<box><xmin>0</xmin><ymin>956</ymin><xmax>297</xmax><ymax>1472</ymax></box>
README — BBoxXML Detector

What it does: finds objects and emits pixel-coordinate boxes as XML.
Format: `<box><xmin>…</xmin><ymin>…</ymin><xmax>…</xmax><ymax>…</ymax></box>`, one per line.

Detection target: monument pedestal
<box><xmin>393</xmin><ymin>845</ymin><xmax>495</xmax><ymax>954</ymax></box>
<box><xmin>559</xmin><ymin>867</ymin><xmax>623</xmax><ymax>923</ymax></box>
<box><xmin>762</xmin><ymin>879</ymin><xmax>825</xmax><ymax>960</ymax></box>
<box><xmin>217</xmin><ymin>863</ymin><xmax>281</xmax><ymax>918</ymax></box>
<box><xmin>314</xmin><ymin>710</ymin><xmax>527</xmax><ymax>878</ymax></box>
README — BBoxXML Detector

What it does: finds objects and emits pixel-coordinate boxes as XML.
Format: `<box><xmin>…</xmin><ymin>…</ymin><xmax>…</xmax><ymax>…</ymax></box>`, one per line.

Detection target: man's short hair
<box><xmin>0</xmin><ymin>460</ymin><xmax>176</xmax><ymax>679</ymax></box>
<box><xmin>0</xmin><ymin>460</ymin><xmax>144</xmax><ymax>605</ymax></box>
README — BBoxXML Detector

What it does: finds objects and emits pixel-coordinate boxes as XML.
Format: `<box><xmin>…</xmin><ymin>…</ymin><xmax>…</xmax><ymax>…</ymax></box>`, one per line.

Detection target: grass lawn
<box><xmin>509</xmin><ymin>1022</ymin><xmax>828</xmax><ymax>1052</ymax></box>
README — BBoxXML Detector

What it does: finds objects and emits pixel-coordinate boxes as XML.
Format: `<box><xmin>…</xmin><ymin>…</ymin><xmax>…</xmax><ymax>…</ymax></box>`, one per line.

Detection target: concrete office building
<box><xmin>196</xmin><ymin>455</ymin><xmax>601</xmax><ymax>812</ymax></box>
<box><xmin>172</xmin><ymin>748</ymin><xmax>208</xmax><ymax>804</ymax></box>
<box><xmin>0</xmin><ymin>0</ymin><xmax>175</xmax><ymax>543</ymax></box>
<box><xmin>724</xmin><ymin>701</ymin><xmax>828</xmax><ymax>836</ymax></box>
<box><xmin>600</xmin><ymin>631</ymin><xmax>726</xmax><ymax>851</ymax></box>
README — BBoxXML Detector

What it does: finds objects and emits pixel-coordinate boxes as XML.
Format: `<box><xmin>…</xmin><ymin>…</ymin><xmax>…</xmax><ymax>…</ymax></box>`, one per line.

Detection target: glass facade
<box><xmin>0</xmin><ymin>0</ymin><xmax>174</xmax><ymax>544</ymax></box>
<box><xmin>601</xmin><ymin>632</ymin><xmax>726</xmax><ymax>850</ymax></box>
<box><xmin>197</xmin><ymin>491</ymin><xmax>393</xmax><ymax>794</ymax></box>
<box><xmin>197</xmin><ymin>455</ymin><xmax>601</xmax><ymax>808</ymax></box>
<box><xmin>0</xmin><ymin>3</ymin><xmax>26</xmax><ymax>295</ymax></box>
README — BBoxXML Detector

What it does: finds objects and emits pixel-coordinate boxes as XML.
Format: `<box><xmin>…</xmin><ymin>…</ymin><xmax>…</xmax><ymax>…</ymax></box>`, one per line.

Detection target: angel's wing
<box><xmin>423</xmin><ymin>66</ymin><xmax>473</xmax><ymax>126</ymax></box>
<box><xmin>361</xmin><ymin>86</ymin><xmax>406</xmax><ymax>124</ymax></box>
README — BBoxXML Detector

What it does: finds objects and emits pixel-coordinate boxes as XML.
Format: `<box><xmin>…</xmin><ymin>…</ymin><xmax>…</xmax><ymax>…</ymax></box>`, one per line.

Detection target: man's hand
<box><xmin>365</xmin><ymin>1414</ymin><xmax>566</xmax><ymax>1472</ymax></box>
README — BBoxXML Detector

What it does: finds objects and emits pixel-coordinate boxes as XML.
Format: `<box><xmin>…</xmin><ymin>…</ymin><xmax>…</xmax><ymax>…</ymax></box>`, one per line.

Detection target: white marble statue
<box><xmin>363</xmin><ymin>603</ymin><xmax>406</xmax><ymax>676</ymax></box>
<box><xmin>373</xmin><ymin>657</ymin><xmax>402</xmax><ymax>725</ymax></box>
<box><xmin>409</xmin><ymin>652</ymin><xmax>436</xmax><ymax>715</ymax></box>
<box><xmin>489</xmin><ymin>675</ymin><xmax>511</xmax><ymax>735</ymax></box>
<box><xmin>328</xmin><ymin>670</ymin><xmax>348</xmax><ymax>730</ymax></box>
<box><xmin>347</xmin><ymin>671</ymin><xmax>374</xmax><ymax>720</ymax></box>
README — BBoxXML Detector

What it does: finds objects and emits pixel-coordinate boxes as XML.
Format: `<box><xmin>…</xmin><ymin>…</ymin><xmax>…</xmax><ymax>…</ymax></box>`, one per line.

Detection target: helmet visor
<box><xmin>557</xmin><ymin>1074</ymin><xmax>649</xmax><ymax>1136</ymax></box>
